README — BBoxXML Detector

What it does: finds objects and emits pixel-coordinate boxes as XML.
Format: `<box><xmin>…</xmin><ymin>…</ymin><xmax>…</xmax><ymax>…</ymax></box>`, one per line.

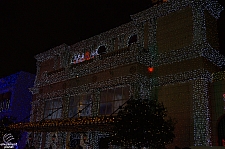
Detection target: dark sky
<box><xmin>0</xmin><ymin>0</ymin><xmax>225</xmax><ymax>78</ymax></box>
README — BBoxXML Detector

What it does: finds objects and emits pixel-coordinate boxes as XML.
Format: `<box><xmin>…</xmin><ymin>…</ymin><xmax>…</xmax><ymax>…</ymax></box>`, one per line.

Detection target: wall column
<box><xmin>192</xmin><ymin>78</ymin><xmax>211</xmax><ymax>146</ymax></box>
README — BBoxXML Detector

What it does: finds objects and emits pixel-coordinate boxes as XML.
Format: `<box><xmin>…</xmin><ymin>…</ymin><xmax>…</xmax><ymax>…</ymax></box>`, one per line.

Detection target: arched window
<box><xmin>128</xmin><ymin>34</ymin><xmax>137</xmax><ymax>46</ymax></box>
<box><xmin>97</xmin><ymin>46</ymin><xmax>106</xmax><ymax>55</ymax></box>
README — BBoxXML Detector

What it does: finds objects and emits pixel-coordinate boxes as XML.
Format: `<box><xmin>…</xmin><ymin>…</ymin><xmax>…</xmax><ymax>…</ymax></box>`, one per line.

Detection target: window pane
<box><xmin>49</xmin><ymin>110</ymin><xmax>53</xmax><ymax>119</ymax></box>
<box><xmin>44</xmin><ymin>109</ymin><xmax>50</xmax><ymax>118</ymax></box>
<box><xmin>100</xmin><ymin>90</ymin><xmax>107</xmax><ymax>102</ymax></box>
<box><xmin>123</xmin><ymin>86</ymin><xmax>130</xmax><ymax>100</ymax></box>
<box><xmin>81</xmin><ymin>97</ymin><xmax>89</xmax><ymax>105</ymax></box>
<box><xmin>107</xmin><ymin>89</ymin><xmax>114</xmax><ymax>102</ymax></box>
<box><xmin>2</xmin><ymin>100</ymin><xmax>6</xmax><ymax>110</ymax></box>
<box><xmin>81</xmin><ymin>107</ymin><xmax>91</xmax><ymax>116</ymax></box>
<box><xmin>52</xmin><ymin>111</ymin><xmax>57</xmax><ymax>119</ymax></box>
<box><xmin>86</xmin><ymin>94</ymin><xmax>92</xmax><ymax>101</ymax></box>
<box><xmin>6</xmin><ymin>99</ymin><xmax>10</xmax><ymax>110</ymax></box>
<box><xmin>54</xmin><ymin>98</ymin><xmax>61</xmax><ymax>108</ymax></box>
<box><xmin>99</xmin><ymin>103</ymin><xmax>107</xmax><ymax>115</ymax></box>
<box><xmin>69</xmin><ymin>96</ymin><xmax>75</xmax><ymax>106</ymax></box>
<box><xmin>114</xmin><ymin>87</ymin><xmax>122</xmax><ymax>101</ymax></box>
<box><xmin>68</xmin><ymin>107</ymin><xmax>78</xmax><ymax>118</ymax></box>
<box><xmin>68</xmin><ymin>94</ymin><xmax>92</xmax><ymax>117</ymax></box>
<box><xmin>44</xmin><ymin>99</ymin><xmax>62</xmax><ymax>119</ymax></box>
<box><xmin>106</xmin><ymin>102</ymin><xmax>113</xmax><ymax>115</ymax></box>
<box><xmin>114</xmin><ymin>100</ymin><xmax>123</xmax><ymax>111</ymax></box>
<box><xmin>57</xmin><ymin>109</ymin><xmax>62</xmax><ymax>118</ymax></box>
<box><xmin>80</xmin><ymin>94</ymin><xmax>86</xmax><ymax>105</ymax></box>
<box><xmin>45</xmin><ymin>100</ymin><xmax>52</xmax><ymax>110</ymax></box>
<box><xmin>68</xmin><ymin>96</ymin><xmax>79</xmax><ymax>118</ymax></box>
<box><xmin>79</xmin><ymin>105</ymin><xmax>85</xmax><ymax>116</ymax></box>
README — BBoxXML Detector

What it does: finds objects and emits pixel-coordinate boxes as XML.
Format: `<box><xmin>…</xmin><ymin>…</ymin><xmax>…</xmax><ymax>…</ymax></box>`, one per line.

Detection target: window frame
<box><xmin>68</xmin><ymin>94</ymin><xmax>92</xmax><ymax>118</ymax></box>
<box><xmin>43</xmin><ymin>97</ymin><xmax>63</xmax><ymax>120</ymax></box>
<box><xmin>99</xmin><ymin>86</ymin><xmax>130</xmax><ymax>116</ymax></box>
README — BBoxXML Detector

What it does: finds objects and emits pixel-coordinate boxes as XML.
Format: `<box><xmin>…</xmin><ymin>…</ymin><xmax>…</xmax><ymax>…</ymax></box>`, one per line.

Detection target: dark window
<box><xmin>128</xmin><ymin>34</ymin><xmax>137</xmax><ymax>45</ymax></box>
<box><xmin>99</xmin><ymin>86</ymin><xmax>129</xmax><ymax>115</ymax></box>
<box><xmin>68</xmin><ymin>94</ymin><xmax>92</xmax><ymax>118</ymax></box>
<box><xmin>0</xmin><ymin>92</ymin><xmax>11</xmax><ymax>112</ymax></box>
<box><xmin>97</xmin><ymin>46</ymin><xmax>106</xmax><ymax>55</ymax></box>
<box><xmin>70</xmin><ymin>133</ymin><xmax>81</xmax><ymax>148</ymax></box>
<box><xmin>44</xmin><ymin>98</ymin><xmax>62</xmax><ymax>119</ymax></box>
<box><xmin>99</xmin><ymin>137</ymin><xmax>110</xmax><ymax>149</ymax></box>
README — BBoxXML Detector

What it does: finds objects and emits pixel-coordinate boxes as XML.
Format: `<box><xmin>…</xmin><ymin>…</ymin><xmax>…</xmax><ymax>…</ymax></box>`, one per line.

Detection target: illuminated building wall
<box><xmin>28</xmin><ymin>0</ymin><xmax>225</xmax><ymax>148</ymax></box>
<box><xmin>0</xmin><ymin>71</ymin><xmax>35</xmax><ymax>149</ymax></box>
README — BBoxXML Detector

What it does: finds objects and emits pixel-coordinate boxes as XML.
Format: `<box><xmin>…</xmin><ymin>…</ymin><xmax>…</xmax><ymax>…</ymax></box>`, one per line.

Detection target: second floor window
<box><xmin>99</xmin><ymin>86</ymin><xmax>130</xmax><ymax>115</ymax></box>
<box><xmin>128</xmin><ymin>34</ymin><xmax>137</xmax><ymax>46</ymax></box>
<box><xmin>68</xmin><ymin>94</ymin><xmax>92</xmax><ymax>118</ymax></box>
<box><xmin>0</xmin><ymin>92</ymin><xmax>11</xmax><ymax>112</ymax></box>
<box><xmin>44</xmin><ymin>98</ymin><xmax>62</xmax><ymax>119</ymax></box>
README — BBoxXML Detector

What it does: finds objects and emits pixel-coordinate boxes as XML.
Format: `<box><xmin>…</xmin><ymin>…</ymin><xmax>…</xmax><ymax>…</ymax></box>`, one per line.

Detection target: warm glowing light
<box><xmin>223</xmin><ymin>94</ymin><xmax>225</xmax><ymax>99</ymax></box>
<box><xmin>222</xmin><ymin>139</ymin><xmax>225</xmax><ymax>146</ymax></box>
<box><xmin>148</xmin><ymin>67</ymin><xmax>154</xmax><ymax>73</ymax></box>
<box><xmin>85</xmin><ymin>51</ymin><xmax>91</xmax><ymax>60</ymax></box>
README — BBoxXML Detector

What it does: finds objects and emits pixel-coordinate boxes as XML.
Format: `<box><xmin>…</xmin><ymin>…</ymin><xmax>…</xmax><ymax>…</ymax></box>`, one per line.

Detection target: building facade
<box><xmin>0</xmin><ymin>71</ymin><xmax>35</xmax><ymax>149</ymax></box>
<box><xmin>11</xmin><ymin>0</ymin><xmax>225</xmax><ymax>148</ymax></box>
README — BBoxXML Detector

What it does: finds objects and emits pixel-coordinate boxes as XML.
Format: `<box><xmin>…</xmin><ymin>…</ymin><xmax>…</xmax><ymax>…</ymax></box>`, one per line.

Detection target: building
<box><xmin>10</xmin><ymin>0</ymin><xmax>225</xmax><ymax>148</ymax></box>
<box><xmin>0</xmin><ymin>71</ymin><xmax>35</xmax><ymax>149</ymax></box>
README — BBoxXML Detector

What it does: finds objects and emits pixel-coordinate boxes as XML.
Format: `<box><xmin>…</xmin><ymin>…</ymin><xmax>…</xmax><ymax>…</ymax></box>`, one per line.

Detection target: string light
<box><xmin>19</xmin><ymin>0</ymin><xmax>225</xmax><ymax>148</ymax></box>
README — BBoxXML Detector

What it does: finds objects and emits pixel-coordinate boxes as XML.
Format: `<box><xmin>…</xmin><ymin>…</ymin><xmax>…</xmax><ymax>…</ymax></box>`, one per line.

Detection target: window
<box><xmin>99</xmin><ymin>86</ymin><xmax>129</xmax><ymax>115</ymax></box>
<box><xmin>0</xmin><ymin>92</ymin><xmax>11</xmax><ymax>112</ymax></box>
<box><xmin>70</xmin><ymin>133</ymin><xmax>81</xmax><ymax>148</ymax></box>
<box><xmin>44</xmin><ymin>98</ymin><xmax>62</xmax><ymax>119</ymax></box>
<box><xmin>68</xmin><ymin>94</ymin><xmax>92</xmax><ymax>118</ymax></box>
<box><xmin>97</xmin><ymin>46</ymin><xmax>106</xmax><ymax>55</ymax></box>
<box><xmin>128</xmin><ymin>34</ymin><xmax>137</xmax><ymax>46</ymax></box>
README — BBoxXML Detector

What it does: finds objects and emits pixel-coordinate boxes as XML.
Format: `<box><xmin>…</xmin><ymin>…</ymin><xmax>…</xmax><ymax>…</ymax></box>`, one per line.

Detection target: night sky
<box><xmin>0</xmin><ymin>0</ymin><xmax>225</xmax><ymax>78</ymax></box>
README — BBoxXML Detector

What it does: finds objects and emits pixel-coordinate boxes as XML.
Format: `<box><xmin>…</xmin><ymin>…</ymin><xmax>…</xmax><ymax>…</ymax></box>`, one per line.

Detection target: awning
<box><xmin>9</xmin><ymin>116</ymin><xmax>115</xmax><ymax>132</ymax></box>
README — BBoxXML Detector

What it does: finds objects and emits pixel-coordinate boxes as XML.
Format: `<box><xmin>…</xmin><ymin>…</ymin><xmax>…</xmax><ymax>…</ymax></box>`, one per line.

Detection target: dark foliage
<box><xmin>110</xmin><ymin>99</ymin><xmax>176</xmax><ymax>148</ymax></box>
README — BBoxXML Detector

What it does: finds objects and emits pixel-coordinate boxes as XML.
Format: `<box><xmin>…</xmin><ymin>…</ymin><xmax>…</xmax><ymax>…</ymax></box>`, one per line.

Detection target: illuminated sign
<box><xmin>71</xmin><ymin>50</ymin><xmax>98</xmax><ymax>64</ymax></box>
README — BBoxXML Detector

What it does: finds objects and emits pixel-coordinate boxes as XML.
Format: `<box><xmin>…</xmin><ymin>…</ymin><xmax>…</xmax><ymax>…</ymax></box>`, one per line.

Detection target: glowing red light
<box><xmin>148</xmin><ymin>67</ymin><xmax>154</xmax><ymax>73</ymax></box>
<box><xmin>223</xmin><ymin>94</ymin><xmax>225</xmax><ymax>98</ymax></box>
<box><xmin>85</xmin><ymin>51</ymin><xmax>90</xmax><ymax>60</ymax></box>
<box><xmin>222</xmin><ymin>139</ymin><xmax>225</xmax><ymax>146</ymax></box>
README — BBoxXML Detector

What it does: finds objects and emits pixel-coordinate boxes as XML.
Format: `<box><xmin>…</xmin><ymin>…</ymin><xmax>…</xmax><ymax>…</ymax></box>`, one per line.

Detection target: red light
<box><xmin>85</xmin><ymin>51</ymin><xmax>90</xmax><ymax>60</ymax></box>
<box><xmin>222</xmin><ymin>139</ymin><xmax>225</xmax><ymax>146</ymax></box>
<box><xmin>148</xmin><ymin>67</ymin><xmax>154</xmax><ymax>73</ymax></box>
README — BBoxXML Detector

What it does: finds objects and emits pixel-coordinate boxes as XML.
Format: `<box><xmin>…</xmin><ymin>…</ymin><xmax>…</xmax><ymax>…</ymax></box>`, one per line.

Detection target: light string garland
<box><xmin>9</xmin><ymin>116</ymin><xmax>115</xmax><ymax>132</ymax></box>
<box><xmin>26</xmin><ymin>0</ymin><xmax>225</xmax><ymax>148</ymax></box>
<box><xmin>212</xmin><ymin>71</ymin><xmax>225</xmax><ymax>82</ymax></box>
<box><xmin>193</xmin><ymin>78</ymin><xmax>211</xmax><ymax>146</ymax></box>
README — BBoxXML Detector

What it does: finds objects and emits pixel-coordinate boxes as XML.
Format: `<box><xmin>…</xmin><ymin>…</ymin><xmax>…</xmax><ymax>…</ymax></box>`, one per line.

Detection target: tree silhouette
<box><xmin>110</xmin><ymin>99</ymin><xmax>176</xmax><ymax>149</ymax></box>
